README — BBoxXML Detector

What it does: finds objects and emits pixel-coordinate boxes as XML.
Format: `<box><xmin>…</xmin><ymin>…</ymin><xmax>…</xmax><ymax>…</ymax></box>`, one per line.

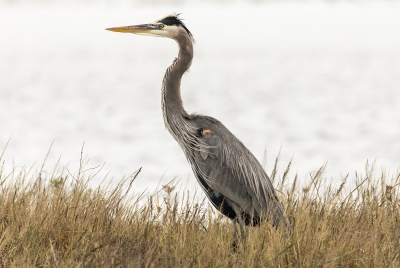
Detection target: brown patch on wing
<box><xmin>201</xmin><ymin>129</ymin><xmax>214</xmax><ymax>136</ymax></box>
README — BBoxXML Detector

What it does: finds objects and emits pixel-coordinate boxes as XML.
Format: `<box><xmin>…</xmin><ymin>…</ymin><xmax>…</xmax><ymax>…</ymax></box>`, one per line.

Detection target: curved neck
<box><xmin>161</xmin><ymin>33</ymin><xmax>193</xmax><ymax>122</ymax></box>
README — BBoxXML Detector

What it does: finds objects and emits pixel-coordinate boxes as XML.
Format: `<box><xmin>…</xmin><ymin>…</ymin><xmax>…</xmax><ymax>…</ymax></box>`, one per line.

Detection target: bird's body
<box><xmin>107</xmin><ymin>14</ymin><xmax>290</xmax><ymax>233</ymax></box>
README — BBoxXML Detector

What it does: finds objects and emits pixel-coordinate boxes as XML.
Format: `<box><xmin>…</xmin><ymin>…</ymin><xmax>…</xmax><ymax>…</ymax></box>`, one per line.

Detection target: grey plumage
<box><xmin>106</xmin><ymin>14</ymin><xmax>290</xmax><ymax>234</ymax></box>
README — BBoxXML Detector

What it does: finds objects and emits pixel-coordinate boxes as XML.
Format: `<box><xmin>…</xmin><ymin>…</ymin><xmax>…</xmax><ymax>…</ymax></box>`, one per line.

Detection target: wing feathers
<box><xmin>189</xmin><ymin>115</ymin><xmax>287</xmax><ymax>226</ymax></box>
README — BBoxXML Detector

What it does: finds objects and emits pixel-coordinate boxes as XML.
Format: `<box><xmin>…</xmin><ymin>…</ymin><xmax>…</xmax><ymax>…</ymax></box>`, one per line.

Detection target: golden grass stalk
<box><xmin>0</xmin><ymin>153</ymin><xmax>399</xmax><ymax>267</ymax></box>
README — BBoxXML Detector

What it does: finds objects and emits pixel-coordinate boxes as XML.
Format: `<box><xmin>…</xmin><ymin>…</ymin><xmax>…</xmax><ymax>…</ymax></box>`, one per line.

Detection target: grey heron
<box><xmin>106</xmin><ymin>13</ymin><xmax>290</xmax><ymax>239</ymax></box>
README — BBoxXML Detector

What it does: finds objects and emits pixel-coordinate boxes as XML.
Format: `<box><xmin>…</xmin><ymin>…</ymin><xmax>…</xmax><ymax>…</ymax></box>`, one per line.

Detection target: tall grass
<box><xmin>0</xmin><ymin>150</ymin><xmax>399</xmax><ymax>267</ymax></box>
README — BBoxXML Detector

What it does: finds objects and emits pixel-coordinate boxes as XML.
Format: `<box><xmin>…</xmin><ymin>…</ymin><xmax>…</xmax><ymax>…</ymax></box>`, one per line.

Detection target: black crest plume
<box><xmin>158</xmin><ymin>14</ymin><xmax>193</xmax><ymax>38</ymax></box>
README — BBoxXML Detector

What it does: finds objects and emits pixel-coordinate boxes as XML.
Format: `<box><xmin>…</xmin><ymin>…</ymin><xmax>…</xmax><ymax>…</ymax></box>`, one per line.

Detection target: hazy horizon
<box><xmin>1</xmin><ymin>2</ymin><xmax>400</xmax><ymax>192</ymax></box>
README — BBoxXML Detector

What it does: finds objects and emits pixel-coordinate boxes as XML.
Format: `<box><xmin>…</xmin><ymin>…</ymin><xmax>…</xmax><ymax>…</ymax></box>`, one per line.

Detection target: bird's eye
<box><xmin>159</xmin><ymin>24</ymin><xmax>164</xmax><ymax>29</ymax></box>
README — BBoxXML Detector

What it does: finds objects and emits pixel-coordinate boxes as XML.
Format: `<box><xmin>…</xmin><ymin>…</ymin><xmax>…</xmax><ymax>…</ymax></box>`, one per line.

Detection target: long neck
<box><xmin>161</xmin><ymin>32</ymin><xmax>194</xmax><ymax>135</ymax></box>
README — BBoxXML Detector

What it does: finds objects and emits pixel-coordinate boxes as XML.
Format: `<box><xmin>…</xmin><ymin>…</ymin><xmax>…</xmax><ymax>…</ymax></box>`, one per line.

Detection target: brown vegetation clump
<box><xmin>0</xmin><ymin>155</ymin><xmax>399</xmax><ymax>267</ymax></box>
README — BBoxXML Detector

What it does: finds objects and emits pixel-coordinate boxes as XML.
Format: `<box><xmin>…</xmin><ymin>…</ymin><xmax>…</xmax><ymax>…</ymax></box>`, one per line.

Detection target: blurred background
<box><xmin>1</xmin><ymin>0</ymin><xmax>399</xmax><ymax>192</ymax></box>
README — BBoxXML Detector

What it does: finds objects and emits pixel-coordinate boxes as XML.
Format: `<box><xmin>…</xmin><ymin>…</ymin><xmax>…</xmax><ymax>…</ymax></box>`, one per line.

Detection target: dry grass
<box><xmin>0</xmin><ymin>150</ymin><xmax>399</xmax><ymax>267</ymax></box>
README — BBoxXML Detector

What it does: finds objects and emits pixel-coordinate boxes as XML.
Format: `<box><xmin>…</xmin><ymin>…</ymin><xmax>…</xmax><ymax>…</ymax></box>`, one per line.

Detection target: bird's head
<box><xmin>106</xmin><ymin>13</ymin><xmax>193</xmax><ymax>41</ymax></box>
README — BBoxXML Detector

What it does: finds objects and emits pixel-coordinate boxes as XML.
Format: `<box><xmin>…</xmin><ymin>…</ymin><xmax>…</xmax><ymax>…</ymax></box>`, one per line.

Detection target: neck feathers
<box><xmin>160</xmin><ymin>27</ymin><xmax>208</xmax><ymax>183</ymax></box>
<box><xmin>161</xmin><ymin>29</ymin><xmax>194</xmax><ymax>130</ymax></box>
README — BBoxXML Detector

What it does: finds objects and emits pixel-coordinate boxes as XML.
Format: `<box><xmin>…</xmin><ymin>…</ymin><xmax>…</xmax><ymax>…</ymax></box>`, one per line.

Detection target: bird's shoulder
<box><xmin>188</xmin><ymin>113</ymin><xmax>221</xmax><ymax>127</ymax></box>
<box><xmin>188</xmin><ymin>114</ymin><xmax>239</xmax><ymax>142</ymax></box>
<box><xmin>187</xmin><ymin>113</ymin><xmax>252</xmax><ymax>162</ymax></box>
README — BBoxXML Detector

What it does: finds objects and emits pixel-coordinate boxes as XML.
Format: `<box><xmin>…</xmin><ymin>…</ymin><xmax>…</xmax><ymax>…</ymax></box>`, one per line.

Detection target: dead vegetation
<box><xmin>0</xmin><ymin>150</ymin><xmax>399</xmax><ymax>267</ymax></box>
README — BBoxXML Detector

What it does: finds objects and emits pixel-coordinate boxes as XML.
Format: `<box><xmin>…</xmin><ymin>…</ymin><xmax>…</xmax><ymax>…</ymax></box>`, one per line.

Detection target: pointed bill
<box><xmin>106</xmin><ymin>24</ymin><xmax>153</xmax><ymax>34</ymax></box>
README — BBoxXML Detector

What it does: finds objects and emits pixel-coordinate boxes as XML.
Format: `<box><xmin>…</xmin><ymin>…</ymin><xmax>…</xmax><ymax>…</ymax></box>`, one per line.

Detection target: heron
<box><xmin>106</xmin><ymin>13</ymin><xmax>290</xmax><ymax>239</ymax></box>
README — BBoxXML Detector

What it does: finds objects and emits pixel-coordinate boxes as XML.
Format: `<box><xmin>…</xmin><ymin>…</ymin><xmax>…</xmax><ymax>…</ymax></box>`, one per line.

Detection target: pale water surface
<box><xmin>1</xmin><ymin>3</ymin><xmax>400</xmax><ymax>192</ymax></box>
